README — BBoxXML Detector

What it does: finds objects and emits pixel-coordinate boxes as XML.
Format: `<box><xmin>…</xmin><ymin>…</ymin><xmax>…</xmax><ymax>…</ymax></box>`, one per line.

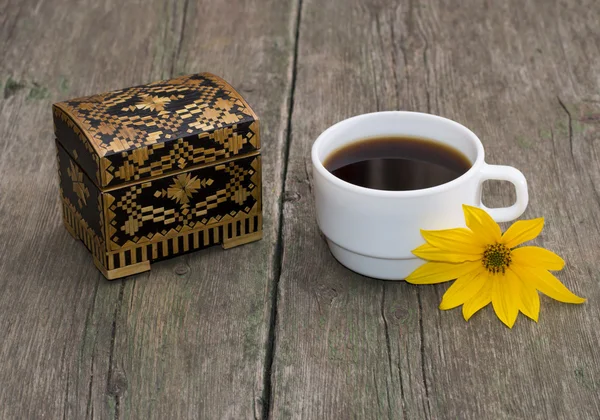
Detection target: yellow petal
<box><xmin>501</xmin><ymin>218</ymin><xmax>544</xmax><ymax>249</ymax></box>
<box><xmin>491</xmin><ymin>273</ymin><xmax>520</xmax><ymax>328</ymax></box>
<box><xmin>506</xmin><ymin>268</ymin><xmax>539</xmax><ymax>322</ymax></box>
<box><xmin>439</xmin><ymin>270</ymin><xmax>487</xmax><ymax>310</ymax></box>
<box><xmin>412</xmin><ymin>243</ymin><xmax>482</xmax><ymax>263</ymax></box>
<box><xmin>406</xmin><ymin>261</ymin><xmax>480</xmax><ymax>285</ymax></box>
<box><xmin>520</xmin><ymin>285</ymin><xmax>540</xmax><ymax>322</ymax></box>
<box><xmin>462</xmin><ymin>275</ymin><xmax>493</xmax><ymax>321</ymax></box>
<box><xmin>511</xmin><ymin>246</ymin><xmax>565</xmax><ymax>271</ymax></box>
<box><xmin>421</xmin><ymin>228</ymin><xmax>486</xmax><ymax>253</ymax></box>
<box><xmin>515</xmin><ymin>266</ymin><xmax>586</xmax><ymax>304</ymax></box>
<box><xmin>463</xmin><ymin>205</ymin><xmax>501</xmax><ymax>244</ymax></box>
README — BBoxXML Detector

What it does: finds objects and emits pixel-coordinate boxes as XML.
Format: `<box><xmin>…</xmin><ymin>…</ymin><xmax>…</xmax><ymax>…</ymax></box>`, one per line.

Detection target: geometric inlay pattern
<box><xmin>105</xmin><ymin>155</ymin><xmax>260</xmax><ymax>249</ymax></box>
<box><xmin>53</xmin><ymin>73</ymin><xmax>260</xmax><ymax>188</ymax></box>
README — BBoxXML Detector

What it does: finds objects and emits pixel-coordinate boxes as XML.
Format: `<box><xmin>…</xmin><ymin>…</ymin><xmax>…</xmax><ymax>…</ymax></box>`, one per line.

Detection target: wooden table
<box><xmin>1</xmin><ymin>0</ymin><xmax>599</xmax><ymax>418</ymax></box>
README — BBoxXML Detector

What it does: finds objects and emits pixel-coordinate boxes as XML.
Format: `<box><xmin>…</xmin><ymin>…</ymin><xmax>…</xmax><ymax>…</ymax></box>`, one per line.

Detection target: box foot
<box><xmin>94</xmin><ymin>258</ymin><xmax>151</xmax><ymax>280</ymax></box>
<box><xmin>64</xmin><ymin>221</ymin><xmax>78</xmax><ymax>240</ymax></box>
<box><xmin>222</xmin><ymin>231</ymin><xmax>263</xmax><ymax>249</ymax></box>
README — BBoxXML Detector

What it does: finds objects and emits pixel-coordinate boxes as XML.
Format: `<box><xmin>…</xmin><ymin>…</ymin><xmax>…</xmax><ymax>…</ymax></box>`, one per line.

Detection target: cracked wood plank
<box><xmin>105</xmin><ymin>0</ymin><xmax>299</xmax><ymax>418</ymax></box>
<box><xmin>0</xmin><ymin>0</ymin><xmax>182</xmax><ymax>417</ymax></box>
<box><xmin>0</xmin><ymin>0</ymin><xmax>296</xmax><ymax>418</ymax></box>
<box><xmin>271</xmin><ymin>0</ymin><xmax>425</xmax><ymax>417</ymax></box>
<box><xmin>271</xmin><ymin>0</ymin><xmax>600</xmax><ymax>418</ymax></box>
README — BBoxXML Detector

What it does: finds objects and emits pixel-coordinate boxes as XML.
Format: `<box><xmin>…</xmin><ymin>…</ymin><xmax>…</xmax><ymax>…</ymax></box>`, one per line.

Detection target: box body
<box><xmin>53</xmin><ymin>73</ymin><xmax>262</xmax><ymax>279</ymax></box>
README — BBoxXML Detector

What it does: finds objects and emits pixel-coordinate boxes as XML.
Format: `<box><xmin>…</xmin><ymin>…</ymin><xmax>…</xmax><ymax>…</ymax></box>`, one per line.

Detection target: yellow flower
<box><xmin>406</xmin><ymin>205</ymin><xmax>585</xmax><ymax>328</ymax></box>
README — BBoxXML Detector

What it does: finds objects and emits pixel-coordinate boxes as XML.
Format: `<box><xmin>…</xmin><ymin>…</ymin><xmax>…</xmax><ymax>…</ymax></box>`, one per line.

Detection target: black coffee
<box><xmin>323</xmin><ymin>136</ymin><xmax>471</xmax><ymax>191</ymax></box>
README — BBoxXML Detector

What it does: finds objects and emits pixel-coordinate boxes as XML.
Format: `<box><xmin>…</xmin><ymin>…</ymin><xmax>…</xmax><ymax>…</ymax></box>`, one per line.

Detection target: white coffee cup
<box><xmin>311</xmin><ymin>111</ymin><xmax>528</xmax><ymax>280</ymax></box>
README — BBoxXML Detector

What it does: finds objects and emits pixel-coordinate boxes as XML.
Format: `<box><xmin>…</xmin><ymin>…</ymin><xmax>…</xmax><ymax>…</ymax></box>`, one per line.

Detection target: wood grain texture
<box><xmin>0</xmin><ymin>0</ymin><xmax>296</xmax><ymax>418</ymax></box>
<box><xmin>270</xmin><ymin>0</ymin><xmax>600</xmax><ymax>419</ymax></box>
<box><xmin>2</xmin><ymin>0</ymin><xmax>600</xmax><ymax>418</ymax></box>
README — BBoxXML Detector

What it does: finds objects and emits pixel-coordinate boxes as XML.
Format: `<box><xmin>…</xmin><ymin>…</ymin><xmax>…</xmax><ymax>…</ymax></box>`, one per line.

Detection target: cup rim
<box><xmin>311</xmin><ymin>111</ymin><xmax>485</xmax><ymax>198</ymax></box>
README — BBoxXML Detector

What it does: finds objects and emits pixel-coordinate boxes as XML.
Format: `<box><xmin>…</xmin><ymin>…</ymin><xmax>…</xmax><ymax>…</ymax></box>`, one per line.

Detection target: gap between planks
<box><xmin>262</xmin><ymin>0</ymin><xmax>304</xmax><ymax>418</ymax></box>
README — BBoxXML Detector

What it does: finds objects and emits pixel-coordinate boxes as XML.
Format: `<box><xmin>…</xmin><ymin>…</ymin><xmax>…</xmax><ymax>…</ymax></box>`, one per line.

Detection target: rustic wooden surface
<box><xmin>0</xmin><ymin>0</ymin><xmax>296</xmax><ymax>418</ymax></box>
<box><xmin>0</xmin><ymin>0</ymin><xmax>599</xmax><ymax>419</ymax></box>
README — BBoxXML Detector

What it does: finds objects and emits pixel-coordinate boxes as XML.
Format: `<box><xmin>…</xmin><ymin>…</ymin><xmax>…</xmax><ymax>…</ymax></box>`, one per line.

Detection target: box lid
<box><xmin>53</xmin><ymin>73</ymin><xmax>259</xmax><ymax>189</ymax></box>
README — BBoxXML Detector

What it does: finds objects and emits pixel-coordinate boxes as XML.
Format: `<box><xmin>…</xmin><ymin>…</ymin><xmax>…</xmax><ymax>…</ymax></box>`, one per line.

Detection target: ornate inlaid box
<box><xmin>53</xmin><ymin>73</ymin><xmax>262</xmax><ymax>279</ymax></box>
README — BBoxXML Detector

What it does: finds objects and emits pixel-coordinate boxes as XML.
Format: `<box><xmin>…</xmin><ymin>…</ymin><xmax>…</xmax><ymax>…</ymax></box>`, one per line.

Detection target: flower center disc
<box><xmin>482</xmin><ymin>243</ymin><xmax>512</xmax><ymax>274</ymax></box>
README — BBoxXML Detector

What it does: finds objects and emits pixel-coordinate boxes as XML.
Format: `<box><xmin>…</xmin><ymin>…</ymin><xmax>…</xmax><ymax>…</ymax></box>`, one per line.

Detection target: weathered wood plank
<box><xmin>270</xmin><ymin>1</ymin><xmax>424</xmax><ymax>417</ymax></box>
<box><xmin>102</xmin><ymin>0</ymin><xmax>300</xmax><ymax>417</ymax></box>
<box><xmin>271</xmin><ymin>0</ymin><xmax>600</xmax><ymax>418</ymax></box>
<box><xmin>0</xmin><ymin>1</ymin><xmax>176</xmax><ymax>418</ymax></box>
<box><xmin>0</xmin><ymin>0</ymin><xmax>296</xmax><ymax>419</ymax></box>
<box><xmin>109</xmin><ymin>0</ymin><xmax>300</xmax><ymax>415</ymax></box>
<box><xmin>414</xmin><ymin>1</ymin><xmax>600</xmax><ymax>418</ymax></box>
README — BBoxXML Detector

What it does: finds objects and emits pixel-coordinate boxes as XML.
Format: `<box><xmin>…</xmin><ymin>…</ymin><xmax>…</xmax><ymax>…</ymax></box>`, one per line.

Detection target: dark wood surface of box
<box><xmin>54</xmin><ymin>74</ymin><xmax>262</xmax><ymax>278</ymax></box>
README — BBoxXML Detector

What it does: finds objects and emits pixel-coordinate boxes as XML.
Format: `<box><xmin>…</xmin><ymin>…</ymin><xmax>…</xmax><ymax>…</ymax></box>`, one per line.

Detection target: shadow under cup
<box><xmin>311</xmin><ymin>111</ymin><xmax>527</xmax><ymax>280</ymax></box>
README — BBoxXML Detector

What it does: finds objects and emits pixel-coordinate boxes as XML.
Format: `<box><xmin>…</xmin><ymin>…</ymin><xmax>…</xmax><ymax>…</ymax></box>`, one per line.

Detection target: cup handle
<box><xmin>479</xmin><ymin>163</ymin><xmax>528</xmax><ymax>223</ymax></box>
